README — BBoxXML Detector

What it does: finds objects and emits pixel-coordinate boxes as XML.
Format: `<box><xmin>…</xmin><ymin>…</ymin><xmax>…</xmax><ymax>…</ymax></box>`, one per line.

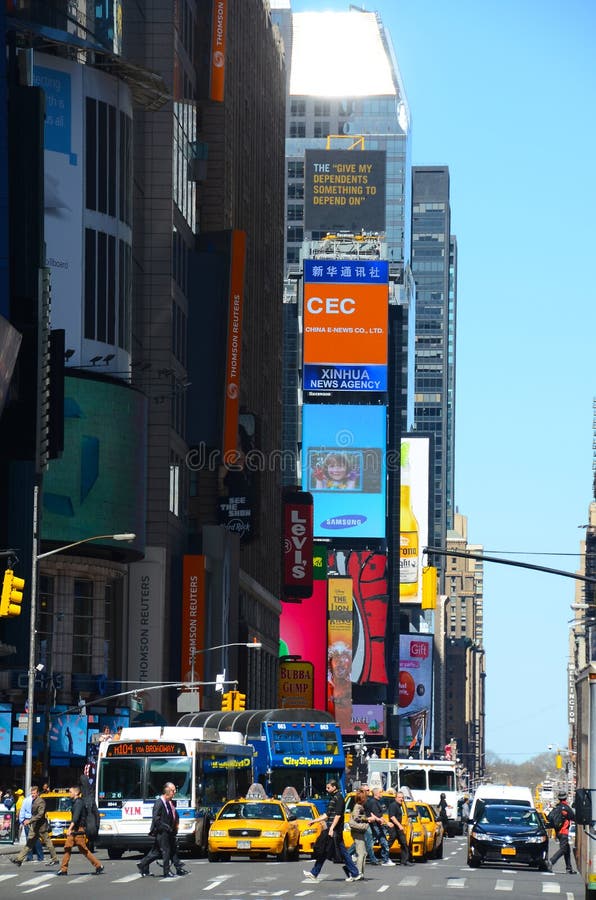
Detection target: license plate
<box><xmin>237</xmin><ymin>840</ymin><xmax>251</xmax><ymax>849</ymax></box>
<box><xmin>501</xmin><ymin>847</ymin><xmax>516</xmax><ymax>856</ymax></box>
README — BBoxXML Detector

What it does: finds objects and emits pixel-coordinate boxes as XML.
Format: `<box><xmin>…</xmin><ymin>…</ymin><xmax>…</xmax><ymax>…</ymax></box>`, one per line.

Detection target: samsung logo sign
<box><xmin>320</xmin><ymin>515</ymin><xmax>367</xmax><ymax>530</ymax></box>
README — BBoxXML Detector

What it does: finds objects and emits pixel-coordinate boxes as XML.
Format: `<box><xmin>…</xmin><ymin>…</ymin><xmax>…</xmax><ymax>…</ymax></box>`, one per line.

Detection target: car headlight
<box><xmin>209</xmin><ymin>830</ymin><xmax>227</xmax><ymax>837</ymax></box>
<box><xmin>100</xmin><ymin>823</ymin><xmax>113</xmax><ymax>832</ymax></box>
<box><xmin>412</xmin><ymin>829</ymin><xmax>424</xmax><ymax>839</ymax></box>
<box><xmin>526</xmin><ymin>835</ymin><xmax>547</xmax><ymax>843</ymax></box>
<box><xmin>262</xmin><ymin>830</ymin><xmax>283</xmax><ymax>838</ymax></box>
<box><xmin>178</xmin><ymin>821</ymin><xmax>194</xmax><ymax>832</ymax></box>
<box><xmin>302</xmin><ymin>827</ymin><xmax>318</xmax><ymax>836</ymax></box>
<box><xmin>470</xmin><ymin>831</ymin><xmax>492</xmax><ymax>841</ymax></box>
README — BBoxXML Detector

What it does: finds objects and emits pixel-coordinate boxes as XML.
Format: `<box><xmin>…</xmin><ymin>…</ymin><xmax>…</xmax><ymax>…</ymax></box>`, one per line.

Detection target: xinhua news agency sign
<box><xmin>304</xmin><ymin>150</ymin><xmax>386</xmax><ymax>234</ymax></box>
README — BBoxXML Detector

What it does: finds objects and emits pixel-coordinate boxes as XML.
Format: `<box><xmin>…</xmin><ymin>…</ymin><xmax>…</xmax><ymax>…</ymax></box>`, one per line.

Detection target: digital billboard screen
<box><xmin>279</xmin><ymin>581</ymin><xmax>328</xmax><ymax>711</ymax></box>
<box><xmin>399</xmin><ymin>435</ymin><xmax>430</xmax><ymax>605</ymax></box>
<box><xmin>302</xmin><ymin>405</ymin><xmax>386</xmax><ymax>539</ymax></box>
<box><xmin>304</xmin><ymin>150</ymin><xmax>386</xmax><ymax>233</ymax></box>
<box><xmin>303</xmin><ymin>258</ymin><xmax>388</xmax><ymax>395</ymax></box>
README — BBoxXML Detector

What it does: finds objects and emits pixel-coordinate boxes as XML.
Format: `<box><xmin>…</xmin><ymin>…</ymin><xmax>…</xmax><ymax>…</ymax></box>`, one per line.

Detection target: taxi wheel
<box><xmin>277</xmin><ymin>838</ymin><xmax>290</xmax><ymax>862</ymax></box>
<box><xmin>435</xmin><ymin>840</ymin><xmax>444</xmax><ymax>859</ymax></box>
<box><xmin>467</xmin><ymin>853</ymin><xmax>481</xmax><ymax>868</ymax></box>
<box><xmin>107</xmin><ymin>849</ymin><xmax>124</xmax><ymax>860</ymax></box>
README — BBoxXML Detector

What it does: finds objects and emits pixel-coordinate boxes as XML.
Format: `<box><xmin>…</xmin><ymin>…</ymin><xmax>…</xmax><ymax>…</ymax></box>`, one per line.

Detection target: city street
<box><xmin>0</xmin><ymin>836</ymin><xmax>585</xmax><ymax>898</ymax></box>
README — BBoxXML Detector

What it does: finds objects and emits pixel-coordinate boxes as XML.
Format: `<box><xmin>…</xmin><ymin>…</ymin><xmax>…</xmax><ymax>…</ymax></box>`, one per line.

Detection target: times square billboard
<box><xmin>303</xmin><ymin>258</ymin><xmax>389</xmax><ymax>398</ymax></box>
<box><xmin>301</xmin><ymin>404</ymin><xmax>387</xmax><ymax>539</ymax></box>
<box><xmin>303</xmin><ymin>149</ymin><xmax>386</xmax><ymax>233</ymax></box>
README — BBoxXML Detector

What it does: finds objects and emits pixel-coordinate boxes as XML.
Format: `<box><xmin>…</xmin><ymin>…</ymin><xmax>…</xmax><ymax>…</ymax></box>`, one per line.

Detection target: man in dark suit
<box><xmin>137</xmin><ymin>782</ymin><xmax>189</xmax><ymax>878</ymax></box>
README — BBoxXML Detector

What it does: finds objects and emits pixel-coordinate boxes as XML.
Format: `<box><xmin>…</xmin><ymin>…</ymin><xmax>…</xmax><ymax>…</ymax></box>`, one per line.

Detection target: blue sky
<box><xmin>291</xmin><ymin>0</ymin><xmax>596</xmax><ymax>760</ymax></box>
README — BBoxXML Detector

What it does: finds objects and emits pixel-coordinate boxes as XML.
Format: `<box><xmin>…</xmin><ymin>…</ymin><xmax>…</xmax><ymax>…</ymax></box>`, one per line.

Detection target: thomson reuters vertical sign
<box><xmin>210</xmin><ymin>0</ymin><xmax>227</xmax><ymax>102</ymax></box>
<box><xmin>181</xmin><ymin>556</ymin><xmax>206</xmax><ymax>684</ymax></box>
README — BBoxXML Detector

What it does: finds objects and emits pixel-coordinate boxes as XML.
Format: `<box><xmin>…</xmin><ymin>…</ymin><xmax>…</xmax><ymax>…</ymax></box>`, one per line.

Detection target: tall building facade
<box><xmin>411</xmin><ymin>166</ymin><xmax>457</xmax><ymax>555</ymax></box>
<box><xmin>435</xmin><ymin>512</ymin><xmax>486</xmax><ymax>781</ymax></box>
<box><xmin>272</xmin><ymin>1</ymin><xmax>425</xmax><ymax>748</ymax></box>
<box><xmin>0</xmin><ymin>0</ymin><xmax>287</xmax><ymax>783</ymax></box>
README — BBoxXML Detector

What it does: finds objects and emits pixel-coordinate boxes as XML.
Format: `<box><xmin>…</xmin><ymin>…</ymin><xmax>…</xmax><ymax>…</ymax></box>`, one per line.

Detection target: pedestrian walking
<box><xmin>365</xmin><ymin>787</ymin><xmax>395</xmax><ymax>866</ymax></box>
<box><xmin>461</xmin><ymin>795</ymin><xmax>471</xmax><ymax>835</ymax></box>
<box><xmin>386</xmin><ymin>788</ymin><xmax>414</xmax><ymax>866</ymax></box>
<box><xmin>56</xmin><ymin>785</ymin><xmax>104</xmax><ymax>876</ymax></box>
<box><xmin>437</xmin><ymin>792</ymin><xmax>449</xmax><ymax>834</ymax></box>
<box><xmin>137</xmin><ymin>782</ymin><xmax>189</xmax><ymax>878</ymax></box>
<box><xmin>303</xmin><ymin>780</ymin><xmax>361</xmax><ymax>883</ymax></box>
<box><xmin>10</xmin><ymin>785</ymin><xmax>59</xmax><ymax>867</ymax></box>
<box><xmin>548</xmin><ymin>791</ymin><xmax>575</xmax><ymax>874</ymax></box>
<box><xmin>18</xmin><ymin>790</ymin><xmax>44</xmax><ymax>862</ymax></box>
<box><xmin>348</xmin><ymin>789</ymin><xmax>369</xmax><ymax>875</ymax></box>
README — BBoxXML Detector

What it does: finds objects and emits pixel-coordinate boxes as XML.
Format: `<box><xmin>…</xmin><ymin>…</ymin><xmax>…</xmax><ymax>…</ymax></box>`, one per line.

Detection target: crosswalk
<box><xmin>0</xmin><ymin>866</ymin><xmax>580</xmax><ymax>897</ymax></box>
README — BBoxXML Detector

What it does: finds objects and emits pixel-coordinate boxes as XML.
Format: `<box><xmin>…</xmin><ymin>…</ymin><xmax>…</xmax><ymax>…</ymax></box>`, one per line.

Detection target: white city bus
<box><xmin>95</xmin><ymin>726</ymin><xmax>254</xmax><ymax>858</ymax></box>
<box><xmin>368</xmin><ymin>757</ymin><xmax>462</xmax><ymax>834</ymax></box>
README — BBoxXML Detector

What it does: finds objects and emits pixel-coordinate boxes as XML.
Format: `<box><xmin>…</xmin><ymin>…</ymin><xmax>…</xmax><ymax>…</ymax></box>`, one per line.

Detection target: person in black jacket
<box><xmin>137</xmin><ymin>782</ymin><xmax>189</xmax><ymax>878</ymax></box>
<box><xmin>56</xmin><ymin>785</ymin><xmax>104</xmax><ymax>876</ymax></box>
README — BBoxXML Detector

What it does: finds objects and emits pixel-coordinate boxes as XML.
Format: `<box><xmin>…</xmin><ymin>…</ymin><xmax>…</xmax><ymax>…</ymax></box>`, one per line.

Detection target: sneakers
<box><xmin>381</xmin><ymin>860</ymin><xmax>396</xmax><ymax>866</ymax></box>
<box><xmin>353</xmin><ymin>874</ymin><xmax>363</xmax><ymax>881</ymax></box>
<box><xmin>9</xmin><ymin>858</ymin><xmax>22</xmax><ymax>867</ymax></box>
<box><xmin>345</xmin><ymin>876</ymin><xmax>355</xmax><ymax>882</ymax></box>
<box><xmin>46</xmin><ymin>859</ymin><xmax>59</xmax><ymax>866</ymax></box>
<box><xmin>176</xmin><ymin>868</ymin><xmax>190</xmax><ymax>876</ymax></box>
<box><xmin>303</xmin><ymin>870</ymin><xmax>318</xmax><ymax>881</ymax></box>
<box><xmin>94</xmin><ymin>866</ymin><xmax>105</xmax><ymax>875</ymax></box>
<box><xmin>137</xmin><ymin>863</ymin><xmax>150</xmax><ymax>877</ymax></box>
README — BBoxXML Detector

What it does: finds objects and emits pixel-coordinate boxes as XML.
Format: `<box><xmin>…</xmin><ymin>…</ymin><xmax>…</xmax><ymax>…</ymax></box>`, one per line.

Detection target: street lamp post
<box><xmin>25</xmin><ymin>518</ymin><xmax>135</xmax><ymax>791</ymax></box>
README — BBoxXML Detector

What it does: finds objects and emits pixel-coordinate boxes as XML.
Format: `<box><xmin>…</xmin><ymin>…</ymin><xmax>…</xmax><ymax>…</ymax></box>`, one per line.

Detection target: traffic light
<box><xmin>380</xmin><ymin>748</ymin><xmax>387</xmax><ymax>759</ymax></box>
<box><xmin>345</xmin><ymin>753</ymin><xmax>353</xmax><ymax>768</ymax></box>
<box><xmin>387</xmin><ymin>748</ymin><xmax>395</xmax><ymax>759</ymax></box>
<box><xmin>0</xmin><ymin>570</ymin><xmax>25</xmax><ymax>617</ymax></box>
<box><xmin>233</xmin><ymin>692</ymin><xmax>246</xmax><ymax>711</ymax></box>
<box><xmin>221</xmin><ymin>691</ymin><xmax>235</xmax><ymax>711</ymax></box>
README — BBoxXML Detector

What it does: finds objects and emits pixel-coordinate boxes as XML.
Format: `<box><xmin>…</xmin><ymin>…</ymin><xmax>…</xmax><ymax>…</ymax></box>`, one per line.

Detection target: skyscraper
<box><xmin>411</xmin><ymin>166</ymin><xmax>457</xmax><ymax>554</ymax></box>
<box><xmin>272</xmin><ymin>1</ymin><xmax>416</xmax><ymax>741</ymax></box>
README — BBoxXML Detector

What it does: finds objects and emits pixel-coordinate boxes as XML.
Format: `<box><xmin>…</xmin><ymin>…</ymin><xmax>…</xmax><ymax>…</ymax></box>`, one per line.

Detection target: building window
<box><xmin>170</xmin><ymin>458</ymin><xmax>180</xmax><ymax>516</ymax></box>
<box><xmin>314</xmin><ymin>121</ymin><xmax>330</xmax><ymax>138</ymax></box>
<box><xmin>289</xmin><ymin>122</ymin><xmax>305</xmax><ymax>138</ymax></box>
<box><xmin>290</xmin><ymin>100</ymin><xmax>305</xmax><ymax>116</ymax></box>
<box><xmin>287</xmin><ymin>161</ymin><xmax>304</xmax><ymax>179</ymax></box>
<box><xmin>72</xmin><ymin>579</ymin><xmax>94</xmax><ymax>675</ymax></box>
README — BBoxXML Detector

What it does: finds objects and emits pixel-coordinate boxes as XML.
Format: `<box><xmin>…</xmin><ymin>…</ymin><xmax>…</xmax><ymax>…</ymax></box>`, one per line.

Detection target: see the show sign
<box><xmin>304</xmin><ymin>150</ymin><xmax>386</xmax><ymax>233</ymax></box>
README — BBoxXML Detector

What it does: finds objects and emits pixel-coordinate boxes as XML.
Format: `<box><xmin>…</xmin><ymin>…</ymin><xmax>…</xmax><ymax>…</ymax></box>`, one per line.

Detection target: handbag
<box><xmin>349</xmin><ymin>814</ymin><xmax>368</xmax><ymax>834</ymax></box>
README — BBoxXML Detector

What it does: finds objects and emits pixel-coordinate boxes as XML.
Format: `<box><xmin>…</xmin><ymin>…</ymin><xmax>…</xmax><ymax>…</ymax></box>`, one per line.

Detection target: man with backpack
<box><xmin>548</xmin><ymin>791</ymin><xmax>575</xmax><ymax>874</ymax></box>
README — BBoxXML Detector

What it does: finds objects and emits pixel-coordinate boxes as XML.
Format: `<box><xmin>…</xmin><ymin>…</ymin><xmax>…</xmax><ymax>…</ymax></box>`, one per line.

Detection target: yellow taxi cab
<box><xmin>412</xmin><ymin>800</ymin><xmax>444</xmax><ymax>859</ymax></box>
<box><xmin>41</xmin><ymin>790</ymin><xmax>72</xmax><ymax>846</ymax></box>
<box><xmin>208</xmin><ymin>785</ymin><xmax>300</xmax><ymax>862</ymax></box>
<box><xmin>284</xmin><ymin>801</ymin><xmax>324</xmax><ymax>856</ymax></box>
<box><xmin>279</xmin><ymin>787</ymin><xmax>324</xmax><ymax>856</ymax></box>
<box><xmin>343</xmin><ymin>790</ymin><xmax>426</xmax><ymax>862</ymax></box>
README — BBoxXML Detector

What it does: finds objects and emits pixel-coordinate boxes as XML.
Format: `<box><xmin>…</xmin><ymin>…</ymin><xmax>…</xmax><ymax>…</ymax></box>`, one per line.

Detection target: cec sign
<box><xmin>303</xmin><ymin>259</ymin><xmax>388</xmax><ymax>394</ymax></box>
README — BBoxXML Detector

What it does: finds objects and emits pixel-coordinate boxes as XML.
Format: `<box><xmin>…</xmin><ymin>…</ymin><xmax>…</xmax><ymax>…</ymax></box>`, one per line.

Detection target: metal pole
<box><xmin>25</xmin><ymin>480</ymin><xmax>40</xmax><ymax>790</ymax></box>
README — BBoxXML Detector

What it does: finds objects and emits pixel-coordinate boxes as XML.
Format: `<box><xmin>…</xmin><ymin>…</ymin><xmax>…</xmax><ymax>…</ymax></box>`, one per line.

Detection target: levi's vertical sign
<box><xmin>282</xmin><ymin>490</ymin><xmax>314</xmax><ymax>600</ymax></box>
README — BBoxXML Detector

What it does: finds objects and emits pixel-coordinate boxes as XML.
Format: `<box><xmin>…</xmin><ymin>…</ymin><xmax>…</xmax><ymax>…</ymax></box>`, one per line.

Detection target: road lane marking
<box><xmin>542</xmin><ymin>884</ymin><xmax>562</xmax><ymax>893</ymax></box>
<box><xmin>446</xmin><ymin>877</ymin><xmax>466</xmax><ymax>888</ymax></box>
<box><xmin>495</xmin><ymin>879</ymin><xmax>515</xmax><ymax>891</ymax></box>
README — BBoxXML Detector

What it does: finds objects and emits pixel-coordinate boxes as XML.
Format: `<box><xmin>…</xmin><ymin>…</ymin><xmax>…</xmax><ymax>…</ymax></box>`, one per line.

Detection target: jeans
<box><xmin>369</xmin><ymin>822</ymin><xmax>390</xmax><ymax>863</ymax></box>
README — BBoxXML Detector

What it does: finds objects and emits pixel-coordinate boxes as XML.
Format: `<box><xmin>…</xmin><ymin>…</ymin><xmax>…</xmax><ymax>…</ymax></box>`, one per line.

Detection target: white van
<box><xmin>469</xmin><ymin>784</ymin><xmax>534</xmax><ymax>822</ymax></box>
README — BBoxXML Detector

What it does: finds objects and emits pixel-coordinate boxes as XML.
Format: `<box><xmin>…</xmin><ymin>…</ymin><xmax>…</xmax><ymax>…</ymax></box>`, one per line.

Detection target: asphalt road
<box><xmin>0</xmin><ymin>835</ymin><xmax>586</xmax><ymax>898</ymax></box>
